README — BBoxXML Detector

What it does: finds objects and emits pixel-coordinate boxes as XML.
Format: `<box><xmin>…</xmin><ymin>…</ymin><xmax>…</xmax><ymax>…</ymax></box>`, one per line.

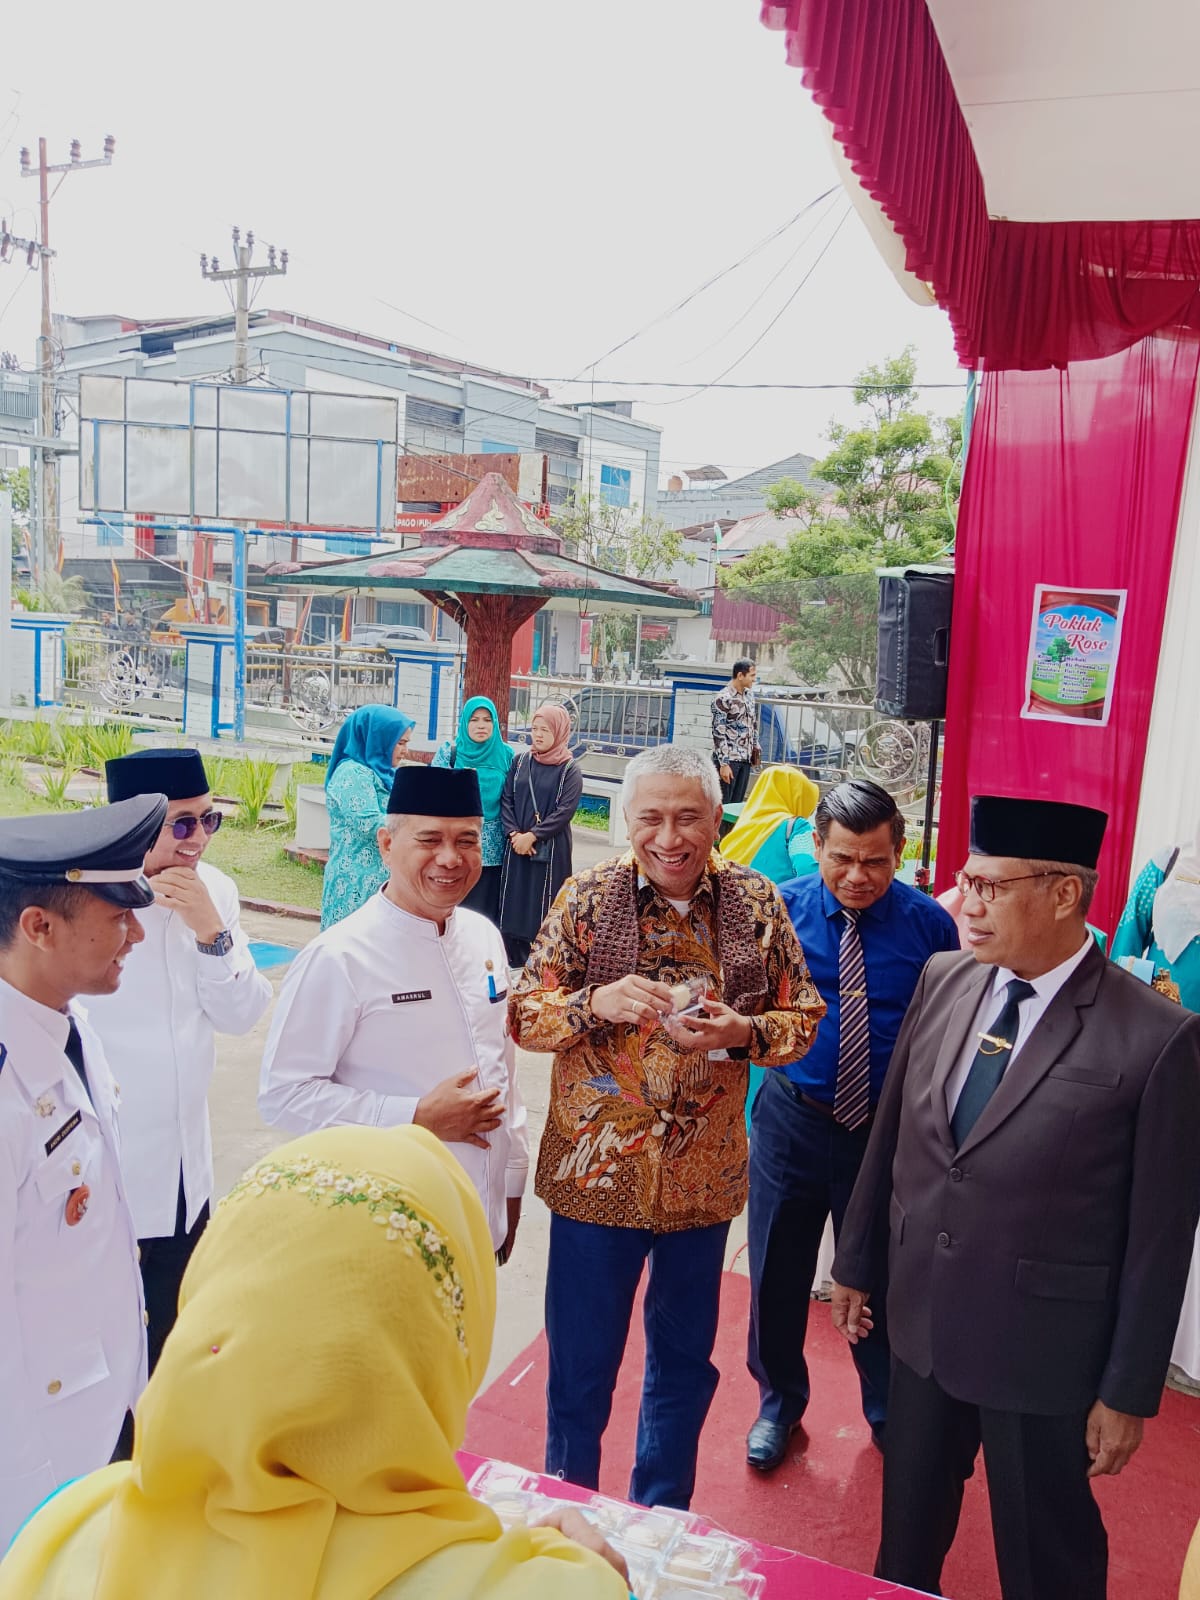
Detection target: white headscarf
<box><xmin>1152</xmin><ymin>821</ymin><xmax>1200</xmax><ymax>963</ymax></box>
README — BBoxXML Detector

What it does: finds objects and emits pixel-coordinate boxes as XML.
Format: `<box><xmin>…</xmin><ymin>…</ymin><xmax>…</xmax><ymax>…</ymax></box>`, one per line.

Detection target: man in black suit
<box><xmin>832</xmin><ymin>795</ymin><xmax>1200</xmax><ymax>1600</ymax></box>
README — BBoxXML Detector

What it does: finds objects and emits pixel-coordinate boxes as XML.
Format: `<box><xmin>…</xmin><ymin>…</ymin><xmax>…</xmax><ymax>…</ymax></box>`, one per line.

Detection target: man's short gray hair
<box><xmin>622</xmin><ymin>746</ymin><xmax>722</xmax><ymax>814</ymax></box>
<box><xmin>1028</xmin><ymin>858</ymin><xmax>1100</xmax><ymax>917</ymax></box>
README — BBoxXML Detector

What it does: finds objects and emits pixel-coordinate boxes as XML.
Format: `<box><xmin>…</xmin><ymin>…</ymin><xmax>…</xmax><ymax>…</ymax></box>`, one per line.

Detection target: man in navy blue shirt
<box><xmin>745</xmin><ymin>779</ymin><xmax>958</xmax><ymax>1472</ymax></box>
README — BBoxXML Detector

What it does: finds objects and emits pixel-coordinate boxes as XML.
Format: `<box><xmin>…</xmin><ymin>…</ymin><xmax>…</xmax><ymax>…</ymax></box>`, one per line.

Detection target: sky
<box><xmin>0</xmin><ymin>0</ymin><xmax>965</xmax><ymax>487</ymax></box>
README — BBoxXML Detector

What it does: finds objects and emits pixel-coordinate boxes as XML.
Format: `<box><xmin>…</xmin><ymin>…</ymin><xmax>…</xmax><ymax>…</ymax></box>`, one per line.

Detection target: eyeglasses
<box><xmin>167</xmin><ymin>810</ymin><xmax>223</xmax><ymax>841</ymax></box>
<box><xmin>955</xmin><ymin>869</ymin><xmax>1067</xmax><ymax>904</ymax></box>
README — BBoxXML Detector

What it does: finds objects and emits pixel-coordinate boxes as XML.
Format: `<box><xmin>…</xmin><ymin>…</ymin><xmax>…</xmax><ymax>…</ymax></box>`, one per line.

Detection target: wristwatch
<box><xmin>196</xmin><ymin>929</ymin><xmax>234</xmax><ymax>957</ymax></box>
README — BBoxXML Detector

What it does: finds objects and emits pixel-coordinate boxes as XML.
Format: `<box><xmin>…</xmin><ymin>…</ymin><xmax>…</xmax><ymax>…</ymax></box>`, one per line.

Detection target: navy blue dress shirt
<box><xmin>779</xmin><ymin>874</ymin><xmax>959</xmax><ymax>1106</ymax></box>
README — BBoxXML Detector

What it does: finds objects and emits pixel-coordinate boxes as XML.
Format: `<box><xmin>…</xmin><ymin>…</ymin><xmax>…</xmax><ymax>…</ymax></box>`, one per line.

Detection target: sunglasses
<box><xmin>167</xmin><ymin>810</ymin><xmax>223</xmax><ymax>841</ymax></box>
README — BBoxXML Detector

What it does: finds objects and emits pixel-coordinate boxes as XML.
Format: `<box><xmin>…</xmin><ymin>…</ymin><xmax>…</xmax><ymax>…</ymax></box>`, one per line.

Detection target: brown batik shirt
<box><xmin>509</xmin><ymin>850</ymin><xmax>826</xmax><ymax>1232</ymax></box>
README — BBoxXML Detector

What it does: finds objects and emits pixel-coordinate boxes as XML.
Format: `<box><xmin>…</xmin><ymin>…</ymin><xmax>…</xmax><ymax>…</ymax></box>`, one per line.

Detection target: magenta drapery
<box><xmin>981</xmin><ymin>221</ymin><xmax>1200</xmax><ymax>371</ymax></box>
<box><xmin>935</xmin><ymin>336</ymin><xmax>1200</xmax><ymax>932</ymax></box>
<box><xmin>761</xmin><ymin>0</ymin><xmax>989</xmax><ymax>367</ymax></box>
<box><xmin>762</xmin><ymin>5</ymin><xmax>1200</xmax><ymax>371</ymax></box>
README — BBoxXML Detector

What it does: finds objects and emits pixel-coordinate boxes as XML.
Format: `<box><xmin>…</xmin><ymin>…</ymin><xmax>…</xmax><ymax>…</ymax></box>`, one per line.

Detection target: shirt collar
<box><xmin>370</xmin><ymin>887</ymin><xmax>457</xmax><ymax>942</ymax></box>
<box><xmin>0</xmin><ymin>972</ymin><xmax>72</xmax><ymax>1049</ymax></box>
<box><xmin>819</xmin><ymin>880</ymin><xmax>895</xmax><ymax>926</ymax></box>
<box><xmin>993</xmin><ymin>934</ymin><xmax>1093</xmax><ymax>1003</ymax></box>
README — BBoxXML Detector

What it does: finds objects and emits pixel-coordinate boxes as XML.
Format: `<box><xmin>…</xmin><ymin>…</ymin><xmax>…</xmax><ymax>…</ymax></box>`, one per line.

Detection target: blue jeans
<box><xmin>746</xmin><ymin>1070</ymin><xmax>891</xmax><ymax>1429</ymax></box>
<box><xmin>545</xmin><ymin>1211</ymin><xmax>730</xmax><ymax>1510</ymax></box>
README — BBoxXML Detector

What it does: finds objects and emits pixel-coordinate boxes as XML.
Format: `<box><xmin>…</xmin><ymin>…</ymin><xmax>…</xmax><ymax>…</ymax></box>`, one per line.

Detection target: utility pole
<box><xmin>199</xmin><ymin>228</ymin><xmax>288</xmax><ymax>741</ymax></box>
<box><xmin>200</xmin><ymin>227</ymin><xmax>288</xmax><ymax>384</ymax></box>
<box><xmin>19</xmin><ymin>136</ymin><xmax>115</xmax><ymax>584</ymax></box>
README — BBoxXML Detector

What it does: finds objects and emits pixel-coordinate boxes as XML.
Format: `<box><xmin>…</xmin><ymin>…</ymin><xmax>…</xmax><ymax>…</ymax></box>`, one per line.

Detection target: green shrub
<box><xmin>87</xmin><ymin>721</ymin><xmax>139</xmax><ymax>767</ymax></box>
<box><xmin>41</xmin><ymin>762</ymin><xmax>79</xmax><ymax>807</ymax></box>
<box><xmin>232</xmin><ymin>758</ymin><xmax>277</xmax><ymax>829</ymax></box>
<box><xmin>280</xmin><ymin>773</ymin><xmax>299</xmax><ymax>835</ymax></box>
<box><xmin>24</xmin><ymin>720</ymin><xmax>56</xmax><ymax>760</ymax></box>
<box><xmin>205</xmin><ymin>755</ymin><xmax>239</xmax><ymax>802</ymax></box>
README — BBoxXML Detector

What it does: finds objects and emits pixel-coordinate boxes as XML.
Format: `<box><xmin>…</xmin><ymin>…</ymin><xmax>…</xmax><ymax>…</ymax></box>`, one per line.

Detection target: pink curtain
<box><xmin>761</xmin><ymin>5</ymin><xmax>1200</xmax><ymax>371</ymax></box>
<box><xmin>761</xmin><ymin>0</ymin><xmax>988</xmax><ymax>368</ymax></box>
<box><xmin>982</xmin><ymin>221</ymin><xmax>1200</xmax><ymax>371</ymax></box>
<box><xmin>936</xmin><ymin>335</ymin><xmax>1200</xmax><ymax>932</ymax></box>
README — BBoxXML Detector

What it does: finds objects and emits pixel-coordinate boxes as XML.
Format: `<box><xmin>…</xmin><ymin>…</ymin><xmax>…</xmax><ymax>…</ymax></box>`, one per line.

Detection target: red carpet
<box><xmin>466</xmin><ymin>1271</ymin><xmax>1200</xmax><ymax>1599</ymax></box>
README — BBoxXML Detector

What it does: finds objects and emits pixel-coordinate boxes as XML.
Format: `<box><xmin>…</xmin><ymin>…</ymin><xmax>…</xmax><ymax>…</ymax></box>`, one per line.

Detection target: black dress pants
<box><xmin>111</xmin><ymin>1176</ymin><xmax>210</xmax><ymax>1460</ymax></box>
<box><xmin>719</xmin><ymin>759</ymin><xmax>753</xmax><ymax>806</ymax></box>
<box><xmin>878</xmin><ymin>1359</ymin><xmax>1107</xmax><ymax>1600</ymax></box>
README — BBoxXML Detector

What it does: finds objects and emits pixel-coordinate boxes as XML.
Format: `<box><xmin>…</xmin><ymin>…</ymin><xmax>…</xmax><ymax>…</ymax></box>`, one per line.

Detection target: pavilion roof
<box><xmin>261</xmin><ymin>537</ymin><xmax>697</xmax><ymax>615</ymax></box>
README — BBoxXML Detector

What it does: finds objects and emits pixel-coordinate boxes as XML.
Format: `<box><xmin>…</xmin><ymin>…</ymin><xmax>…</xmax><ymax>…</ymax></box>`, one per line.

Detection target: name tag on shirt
<box><xmin>45</xmin><ymin>1109</ymin><xmax>82</xmax><ymax>1155</ymax></box>
<box><xmin>391</xmin><ymin>990</ymin><xmax>433</xmax><ymax>1005</ymax></box>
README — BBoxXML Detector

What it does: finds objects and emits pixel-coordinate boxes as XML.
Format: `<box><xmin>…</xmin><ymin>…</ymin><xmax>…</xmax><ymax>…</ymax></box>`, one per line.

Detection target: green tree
<box><xmin>721</xmin><ymin>348</ymin><xmax>962</xmax><ymax>690</ymax></box>
<box><xmin>552</xmin><ymin>491</ymin><xmax>694</xmax><ymax>672</ymax></box>
<box><xmin>1047</xmin><ymin>635</ymin><xmax>1074</xmax><ymax>663</ymax></box>
<box><xmin>0</xmin><ymin>465</ymin><xmax>30</xmax><ymax>558</ymax></box>
<box><xmin>552</xmin><ymin>490</ymin><xmax>690</xmax><ymax>580</ymax></box>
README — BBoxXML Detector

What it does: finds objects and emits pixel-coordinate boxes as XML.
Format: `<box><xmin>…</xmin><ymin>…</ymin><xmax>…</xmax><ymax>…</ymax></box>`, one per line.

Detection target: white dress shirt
<box><xmin>0</xmin><ymin>976</ymin><xmax>146</xmax><ymax>1550</ymax></box>
<box><xmin>259</xmin><ymin>888</ymin><xmax>529</xmax><ymax>1250</ymax></box>
<box><xmin>946</xmin><ymin>936</ymin><xmax>1094</xmax><ymax>1118</ymax></box>
<box><xmin>85</xmin><ymin>861</ymin><xmax>272</xmax><ymax>1237</ymax></box>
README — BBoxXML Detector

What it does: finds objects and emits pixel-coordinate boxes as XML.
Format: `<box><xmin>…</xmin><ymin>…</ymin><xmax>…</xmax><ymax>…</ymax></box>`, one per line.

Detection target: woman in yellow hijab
<box><xmin>0</xmin><ymin>1126</ymin><xmax>628</xmax><ymax>1600</ymax></box>
<box><xmin>721</xmin><ymin>764</ymin><xmax>820</xmax><ymax>883</ymax></box>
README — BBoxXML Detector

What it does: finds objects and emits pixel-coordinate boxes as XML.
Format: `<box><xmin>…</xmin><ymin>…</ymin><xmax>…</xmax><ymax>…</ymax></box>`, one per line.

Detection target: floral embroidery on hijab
<box><xmin>223</xmin><ymin>1154</ymin><xmax>468</xmax><ymax>1352</ymax></box>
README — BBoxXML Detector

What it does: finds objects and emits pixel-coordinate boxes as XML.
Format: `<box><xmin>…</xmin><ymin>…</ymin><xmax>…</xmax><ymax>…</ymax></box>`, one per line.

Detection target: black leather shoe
<box><xmin>746</xmin><ymin>1417</ymin><xmax>800</xmax><ymax>1472</ymax></box>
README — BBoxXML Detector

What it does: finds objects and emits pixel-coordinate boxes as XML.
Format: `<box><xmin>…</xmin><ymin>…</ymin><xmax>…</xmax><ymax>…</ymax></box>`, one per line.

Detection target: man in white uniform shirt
<box><xmin>0</xmin><ymin>794</ymin><xmax>165</xmax><ymax>1551</ymax></box>
<box><xmin>260</xmin><ymin>764</ymin><xmax>528</xmax><ymax>1259</ymax></box>
<box><xmin>87</xmin><ymin>749</ymin><xmax>271</xmax><ymax>1377</ymax></box>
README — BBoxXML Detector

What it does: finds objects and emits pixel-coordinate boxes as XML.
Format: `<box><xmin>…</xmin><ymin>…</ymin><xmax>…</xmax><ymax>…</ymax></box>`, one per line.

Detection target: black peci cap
<box><xmin>387</xmin><ymin>765</ymin><xmax>482</xmax><ymax>817</ymax></box>
<box><xmin>0</xmin><ymin>792</ymin><xmax>167</xmax><ymax>908</ymax></box>
<box><xmin>106</xmin><ymin>748</ymin><xmax>209</xmax><ymax>804</ymax></box>
<box><xmin>969</xmin><ymin>795</ymin><xmax>1108</xmax><ymax>870</ymax></box>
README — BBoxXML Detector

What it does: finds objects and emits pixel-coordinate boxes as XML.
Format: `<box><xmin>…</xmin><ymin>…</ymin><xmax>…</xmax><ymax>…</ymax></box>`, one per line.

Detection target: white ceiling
<box><xmin>925</xmin><ymin>0</ymin><xmax>1200</xmax><ymax>221</ymax></box>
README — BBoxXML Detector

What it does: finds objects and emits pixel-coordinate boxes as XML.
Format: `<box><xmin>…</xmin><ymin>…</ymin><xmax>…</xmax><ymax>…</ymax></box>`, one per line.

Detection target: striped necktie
<box><xmin>834</xmin><ymin>908</ymin><xmax>871</xmax><ymax>1130</ymax></box>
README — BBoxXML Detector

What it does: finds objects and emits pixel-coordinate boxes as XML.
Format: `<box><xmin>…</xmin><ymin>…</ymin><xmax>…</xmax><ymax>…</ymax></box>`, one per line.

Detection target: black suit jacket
<box><xmin>834</xmin><ymin>943</ymin><xmax>1200</xmax><ymax>1416</ymax></box>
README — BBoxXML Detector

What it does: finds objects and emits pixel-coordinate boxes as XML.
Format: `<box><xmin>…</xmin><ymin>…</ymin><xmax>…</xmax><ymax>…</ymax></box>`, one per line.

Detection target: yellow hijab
<box><xmin>721</xmin><ymin>765</ymin><xmax>820</xmax><ymax>867</ymax></box>
<box><xmin>1</xmin><ymin>1127</ymin><xmax>624</xmax><ymax>1600</ymax></box>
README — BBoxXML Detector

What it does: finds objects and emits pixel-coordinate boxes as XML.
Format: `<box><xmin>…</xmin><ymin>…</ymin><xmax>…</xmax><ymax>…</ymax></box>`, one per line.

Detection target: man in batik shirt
<box><xmin>711</xmin><ymin>657</ymin><xmax>759</xmax><ymax>805</ymax></box>
<box><xmin>511</xmin><ymin>745</ymin><xmax>825</xmax><ymax>1512</ymax></box>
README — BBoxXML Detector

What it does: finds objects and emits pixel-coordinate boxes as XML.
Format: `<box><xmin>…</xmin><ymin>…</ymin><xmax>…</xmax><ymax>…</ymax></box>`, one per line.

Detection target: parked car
<box><xmin>350</xmin><ymin>624</ymin><xmax>432</xmax><ymax>647</ymax></box>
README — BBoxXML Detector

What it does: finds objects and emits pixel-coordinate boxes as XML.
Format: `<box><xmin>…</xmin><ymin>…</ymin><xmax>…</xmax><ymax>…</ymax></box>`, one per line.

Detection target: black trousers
<box><xmin>112</xmin><ymin>1176</ymin><xmax>210</xmax><ymax>1460</ymax></box>
<box><xmin>746</xmin><ymin>1073</ymin><xmax>890</xmax><ymax>1429</ymax></box>
<box><xmin>718</xmin><ymin>759</ymin><xmax>753</xmax><ymax>806</ymax></box>
<box><xmin>878</xmin><ymin>1359</ymin><xmax>1107</xmax><ymax>1600</ymax></box>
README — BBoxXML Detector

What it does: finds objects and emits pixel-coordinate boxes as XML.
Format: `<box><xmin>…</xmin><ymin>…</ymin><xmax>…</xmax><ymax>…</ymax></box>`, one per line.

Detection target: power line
<box><xmin>673</xmin><ymin>191</ymin><xmax>843</xmax><ymax>370</ymax></box>
<box><xmin>647</xmin><ymin>204</ymin><xmax>853</xmax><ymax>409</ymax></box>
<box><xmin>565</xmin><ymin>187</ymin><xmax>840</xmax><ymax>383</ymax></box>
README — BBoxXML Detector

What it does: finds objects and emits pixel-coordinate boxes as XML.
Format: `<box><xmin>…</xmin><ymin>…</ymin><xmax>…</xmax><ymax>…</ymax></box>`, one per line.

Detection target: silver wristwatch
<box><xmin>196</xmin><ymin>929</ymin><xmax>234</xmax><ymax>956</ymax></box>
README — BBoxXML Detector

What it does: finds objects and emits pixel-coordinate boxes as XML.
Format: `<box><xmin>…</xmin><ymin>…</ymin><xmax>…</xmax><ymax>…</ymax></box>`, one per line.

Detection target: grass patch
<box><xmin>0</xmin><ymin>772</ymin><xmax>323</xmax><ymax>911</ymax></box>
<box><xmin>574</xmin><ymin>794</ymin><xmax>610</xmax><ymax>832</ymax></box>
<box><xmin>0</xmin><ymin>773</ymin><xmax>57</xmax><ymax>818</ymax></box>
<box><xmin>205</xmin><ymin>821</ymin><xmax>323</xmax><ymax>910</ymax></box>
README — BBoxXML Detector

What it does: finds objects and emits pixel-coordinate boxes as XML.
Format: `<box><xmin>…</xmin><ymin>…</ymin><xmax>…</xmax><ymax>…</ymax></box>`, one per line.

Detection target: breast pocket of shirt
<box><xmin>34</xmin><ymin>1135</ymin><xmax>96</xmax><ymax>1238</ymax></box>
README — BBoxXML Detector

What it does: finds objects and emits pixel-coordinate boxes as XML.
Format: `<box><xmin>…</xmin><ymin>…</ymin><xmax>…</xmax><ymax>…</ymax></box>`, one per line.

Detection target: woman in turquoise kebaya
<box><xmin>432</xmin><ymin>695</ymin><xmax>514</xmax><ymax>924</ymax></box>
<box><xmin>321</xmin><ymin>706</ymin><xmax>414</xmax><ymax>929</ymax></box>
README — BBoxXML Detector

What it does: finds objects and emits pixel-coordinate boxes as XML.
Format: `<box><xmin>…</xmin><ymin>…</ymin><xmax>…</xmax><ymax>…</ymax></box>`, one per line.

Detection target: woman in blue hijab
<box><xmin>321</xmin><ymin>705</ymin><xmax>414</xmax><ymax>928</ymax></box>
<box><xmin>432</xmin><ymin>695</ymin><xmax>513</xmax><ymax>923</ymax></box>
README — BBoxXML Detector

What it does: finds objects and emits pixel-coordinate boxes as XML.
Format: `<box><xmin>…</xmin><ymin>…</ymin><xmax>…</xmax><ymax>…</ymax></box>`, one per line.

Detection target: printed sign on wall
<box><xmin>1021</xmin><ymin>586</ymin><xmax>1127</xmax><ymax>726</ymax></box>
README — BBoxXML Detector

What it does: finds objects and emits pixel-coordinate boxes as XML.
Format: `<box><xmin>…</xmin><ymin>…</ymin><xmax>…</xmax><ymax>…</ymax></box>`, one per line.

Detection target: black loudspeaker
<box><xmin>875</xmin><ymin>568</ymin><xmax>954</xmax><ymax>719</ymax></box>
